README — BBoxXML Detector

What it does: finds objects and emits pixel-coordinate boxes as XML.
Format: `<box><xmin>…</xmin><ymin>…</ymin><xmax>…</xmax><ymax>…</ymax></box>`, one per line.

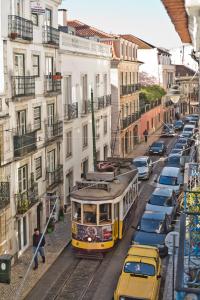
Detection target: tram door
<box><xmin>114</xmin><ymin>203</ymin><xmax>120</xmax><ymax>240</ymax></box>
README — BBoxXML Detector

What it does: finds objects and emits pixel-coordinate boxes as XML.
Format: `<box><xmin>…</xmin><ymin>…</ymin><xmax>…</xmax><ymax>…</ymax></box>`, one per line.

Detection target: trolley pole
<box><xmin>91</xmin><ymin>89</ymin><xmax>97</xmax><ymax>171</ymax></box>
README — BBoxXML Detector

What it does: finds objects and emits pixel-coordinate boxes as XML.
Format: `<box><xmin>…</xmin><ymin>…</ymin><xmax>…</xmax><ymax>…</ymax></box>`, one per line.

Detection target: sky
<box><xmin>60</xmin><ymin>0</ymin><xmax>182</xmax><ymax>50</ymax></box>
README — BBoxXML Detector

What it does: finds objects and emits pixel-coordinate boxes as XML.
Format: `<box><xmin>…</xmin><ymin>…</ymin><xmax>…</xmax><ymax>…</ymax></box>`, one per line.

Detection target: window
<box><xmin>83</xmin><ymin>204</ymin><xmax>97</xmax><ymax>224</ymax></box>
<box><xmin>95</xmin><ymin>74</ymin><xmax>100</xmax><ymax>97</ymax></box>
<box><xmin>17</xmin><ymin>110</ymin><xmax>26</xmax><ymax>135</ymax></box>
<box><xmin>104</xmin><ymin>115</ymin><xmax>108</xmax><ymax>135</ymax></box>
<box><xmin>47</xmin><ymin>104</ymin><xmax>54</xmax><ymax>126</ymax></box>
<box><xmin>32</xmin><ymin>13</ymin><xmax>38</xmax><ymax>26</ymax></box>
<box><xmin>45</xmin><ymin>8</ymin><xmax>52</xmax><ymax>27</ymax></box>
<box><xmin>0</xmin><ymin>214</ymin><xmax>6</xmax><ymax>244</ymax></box>
<box><xmin>47</xmin><ymin>150</ymin><xmax>55</xmax><ymax>172</ymax></box>
<box><xmin>99</xmin><ymin>203</ymin><xmax>112</xmax><ymax>224</ymax></box>
<box><xmin>96</xmin><ymin>119</ymin><xmax>100</xmax><ymax>139</ymax></box>
<box><xmin>103</xmin><ymin>74</ymin><xmax>107</xmax><ymax>96</ymax></box>
<box><xmin>81</xmin><ymin>74</ymin><xmax>88</xmax><ymax>101</ymax></box>
<box><xmin>34</xmin><ymin>106</ymin><xmax>41</xmax><ymax>130</ymax></box>
<box><xmin>66</xmin><ymin>131</ymin><xmax>72</xmax><ymax>158</ymax></box>
<box><xmin>104</xmin><ymin>145</ymin><xmax>108</xmax><ymax>160</ymax></box>
<box><xmin>82</xmin><ymin>124</ymin><xmax>88</xmax><ymax>148</ymax></box>
<box><xmin>96</xmin><ymin>150</ymin><xmax>100</xmax><ymax>161</ymax></box>
<box><xmin>151</xmin><ymin>118</ymin><xmax>154</xmax><ymax>128</ymax></box>
<box><xmin>32</xmin><ymin>55</ymin><xmax>40</xmax><ymax>77</ymax></box>
<box><xmin>18</xmin><ymin>165</ymin><xmax>28</xmax><ymax>193</ymax></box>
<box><xmin>35</xmin><ymin>157</ymin><xmax>42</xmax><ymax>180</ymax></box>
<box><xmin>82</xmin><ymin>158</ymin><xmax>88</xmax><ymax>178</ymax></box>
<box><xmin>64</xmin><ymin>76</ymin><xmax>72</xmax><ymax>105</ymax></box>
<box><xmin>72</xmin><ymin>202</ymin><xmax>81</xmax><ymax>222</ymax></box>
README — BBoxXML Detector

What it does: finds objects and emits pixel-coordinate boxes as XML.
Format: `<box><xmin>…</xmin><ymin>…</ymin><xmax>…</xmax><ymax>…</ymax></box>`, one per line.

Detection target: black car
<box><xmin>137</xmin><ymin>210</ymin><xmax>171</xmax><ymax>234</ymax></box>
<box><xmin>132</xmin><ymin>231</ymin><xmax>168</xmax><ymax>257</ymax></box>
<box><xmin>149</xmin><ymin>141</ymin><xmax>166</xmax><ymax>155</ymax></box>
<box><xmin>174</xmin><ymin>120</ymin><xmax>184</xmax><ymax>131</ymax></box>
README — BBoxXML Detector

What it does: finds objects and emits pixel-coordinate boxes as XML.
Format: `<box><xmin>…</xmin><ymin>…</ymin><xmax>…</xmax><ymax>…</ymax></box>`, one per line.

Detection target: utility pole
<box><xmin>91</xmin><ymin>89</ymin><xmax>97</xmax><ymax>171</ymax></box>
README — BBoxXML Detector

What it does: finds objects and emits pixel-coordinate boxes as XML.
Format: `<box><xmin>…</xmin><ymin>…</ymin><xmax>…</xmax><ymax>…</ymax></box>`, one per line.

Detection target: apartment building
<box><xmin>0</xmin><ymin>0</ymin><xmax>63</xmax><ymax>258</ymax></box>
<box><xmin>59</xmin><ymin>10</ymin><xmax>112</xmax><ymax>205</ymax></box>
<box><xmin>67</xmin><ymin>21</ymin><xmax>141</xmax><ymax>158</ymax></box>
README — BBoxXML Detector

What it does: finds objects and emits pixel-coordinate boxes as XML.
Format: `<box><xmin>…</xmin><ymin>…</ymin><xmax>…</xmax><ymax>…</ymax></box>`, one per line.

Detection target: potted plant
<box><xmin>59</xmin><ymin>207</ymin><xmax>64</xmax><ymax>221</ymax></box>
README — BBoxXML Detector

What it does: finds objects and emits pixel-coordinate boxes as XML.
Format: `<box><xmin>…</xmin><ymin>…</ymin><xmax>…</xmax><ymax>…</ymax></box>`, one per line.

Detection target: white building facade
<box><xmin>0</xmin><ymin>0</ymin><xmax>63</xmax><ymax>259</ymax></box>
<box><xmin>59</xmin><ymin>17</ymin><xmax>112</xmax><ymax>205</ymax></box>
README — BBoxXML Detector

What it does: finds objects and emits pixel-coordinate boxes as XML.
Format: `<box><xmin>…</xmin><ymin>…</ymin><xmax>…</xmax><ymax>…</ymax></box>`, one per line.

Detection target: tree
<box><xmin>139</xmin><ymin>85</ymin><xmax>166</xmax><ymax>103</ymax></box>
<box><xmin>139</xmin><ymin>72</ymin><xmax>158</xmax><ymax>86</ymax></box>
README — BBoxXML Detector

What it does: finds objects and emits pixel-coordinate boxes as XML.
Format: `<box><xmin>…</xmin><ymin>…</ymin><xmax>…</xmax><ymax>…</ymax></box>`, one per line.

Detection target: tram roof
<box><xmin>71</xmin><ymin>167</ymin><xmax>138</xmax><ymax>201</ymax></box>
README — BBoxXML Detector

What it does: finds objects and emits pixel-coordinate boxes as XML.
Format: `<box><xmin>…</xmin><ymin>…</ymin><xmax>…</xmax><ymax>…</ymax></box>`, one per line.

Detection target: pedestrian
<box><xmin>32</xmin><ymin>228</ymin><xmax>46</xmax><ymax>270</ymax></box>
<box><xmin>143</xmin><ymin>129</ymin><xmax>148</xmax><ymax>143</ymax></box>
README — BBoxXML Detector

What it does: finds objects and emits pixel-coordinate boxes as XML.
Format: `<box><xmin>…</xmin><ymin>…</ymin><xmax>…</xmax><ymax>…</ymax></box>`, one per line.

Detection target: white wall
<box><xmin>138</xmin><ymin>48</ymin><xmax>159</xmax><ymax>82</ymax></box>
<box><xmin>170</xmin><ymin>45</ymin><xmax>198</xmax><ymax>71</ymax></box>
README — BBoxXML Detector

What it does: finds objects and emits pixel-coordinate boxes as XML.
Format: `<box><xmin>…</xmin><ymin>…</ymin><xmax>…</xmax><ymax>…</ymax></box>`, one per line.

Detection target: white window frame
<box><xmin>18</xmin><ymin>165</ymin><xmax>28</xmax><ymax>193</ymax></box>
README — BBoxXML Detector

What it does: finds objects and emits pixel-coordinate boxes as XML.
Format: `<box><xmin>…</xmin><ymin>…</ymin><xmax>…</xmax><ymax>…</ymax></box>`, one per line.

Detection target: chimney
<box><xmin>58</xmin><ymin>9</ymin><xmax>67</xmax><ymax>27</ymax></box>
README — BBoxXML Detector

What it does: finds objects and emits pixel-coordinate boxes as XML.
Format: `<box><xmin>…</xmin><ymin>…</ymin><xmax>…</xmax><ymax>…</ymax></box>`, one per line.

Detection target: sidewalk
<box><xmin>0</xmin><ymin>211</ymin><xmax>71</xmax><ymax>300</ymax></box>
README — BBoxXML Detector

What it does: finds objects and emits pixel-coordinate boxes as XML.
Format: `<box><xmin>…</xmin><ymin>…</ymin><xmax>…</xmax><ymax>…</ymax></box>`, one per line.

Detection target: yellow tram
<box><xmin>71</xmin><ymin>164</ymin><xmax>138</xmax><ymax>253</ymax></box>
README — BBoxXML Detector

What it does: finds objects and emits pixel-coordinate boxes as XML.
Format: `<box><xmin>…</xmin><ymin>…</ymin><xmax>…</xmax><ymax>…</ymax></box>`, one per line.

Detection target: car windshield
<box><xmin>133</xmin><ymin>160</ymin><xmax>147</xmax><ymax>167</ymax></box>
<box><xmin>141</xmin><ymin>218</ymin><xmax>162</xmax><ymax>232</ymax></box>
<box><xmin>173</xmin><ymin>144</ymin><xmax>184</xmax><ymax>149</ymax></box>
<box><xmin>175</xmin><ymin>121</ymin><xmax>182</xmax><ymax>125</ymax></box>
<box><xmin>149</xmin><ymin>195</ymin><xmax>169</xmax><ymax>206</ymax></box>
<box><xmin>167</xmin><ymin>156</ymin><xmax>180</xmax><ymax>164</ymax></box>
<box><xmin>124</xmin><ymin>262</ymin><xmax>155</xmax><ymax>276</ymax></box>
<box><xmin>151</xmin><ymin>143</ymin><xmax>162</xmax><ymax>147</ymax></box>
<box><xmin>159</xmin><ymin>175</ymin><xmax>178</xmax><ymax>186</ymax></box>
<box><xmin>178</xmin><ymin>139</ymin><xmax>187</xmax><ymax>144</ymax></box>
<box><xmin>184</xmin><ymin>127</ymin><xmax>193</xmax><ymax>132</ymax></box>
<box><xmin>171</xmin><ymin>149</ymin><xmax>181</xmax><ymax>154</ymax></box>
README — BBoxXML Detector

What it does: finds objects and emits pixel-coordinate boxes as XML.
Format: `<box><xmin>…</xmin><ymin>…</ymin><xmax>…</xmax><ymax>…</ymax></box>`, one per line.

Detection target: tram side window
<box><xmin>72</xmin><ymin>202</ymin><xmax>81</xmax><ymax>222</ymax></box>
<box><xmin>83</xmin><ymin>204</ymin><xmax>97</xmax><ymax>224</ymax></box>
<box><xmin>99</xmin><ymin>203</ymin><xmax>112</xmax><ymax>223</ymax></box>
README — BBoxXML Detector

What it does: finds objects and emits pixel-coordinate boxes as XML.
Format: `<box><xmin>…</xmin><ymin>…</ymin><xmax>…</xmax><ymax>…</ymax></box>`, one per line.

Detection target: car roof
<box><xmin>152</xmin><ymin>187</ymin><xmax>173</xmax><ymax>196</ymax></box>
<box><xmin>142</xmin><ymin>210</ymin><xmax>166</xmax><ymax>220</ymax></box>
<box><xmin>161</xmin><ymin>166</ymin><xmax>180</xmax><ymax>176</ymax></box>
<box><xmin>133</xmin><ymin>156</ymin><xmax>149</xmax><ymax>161</ymax></box>
<box><xmin>146</xmin><ymin>203</ymin><xmax>173</xmax><ymax>214</ymax></box>
<box><xmin>133</xmin><ymin>231</ymin><xmax>166</xmax><ymax>244</ymax></box>
<box><xmin>168</xmin><ymin>153</ymin><xmax>181</xmax><ymax>158</ymax></box>
<box><xmin>184</xmin><ymin>124</ymin><xmax>195</xmax><ymax>128</ymax></box>
<box><xmin>152</xmin><ymin>140</ymin><xmax>164</xmax><ymax>144</ymax></box>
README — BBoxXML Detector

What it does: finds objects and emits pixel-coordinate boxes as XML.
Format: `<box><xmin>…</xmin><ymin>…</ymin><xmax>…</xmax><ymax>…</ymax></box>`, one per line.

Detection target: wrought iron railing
<box><xmin>43</xmin><ymin>25</ymin><xmax>59</xmax><ymax>46</ymax></box>
<box><xmin>120</xmin><ymin>84</ymin><xmax>141</xmax><ymax>96</ymax></box>
<box><xmin>47</xmin><ymin>165</ymin><xmax>63</xmax><ymax>189</ymax></box>
<box><xmin>121</xmin><ymin>111</ymin><xmax>141</xmax><ymax>130</ymax></box>
<box><xmin>12</xmin><ymin>76</ymin><xmax>35</xmax><ymax>98</ymax></box>
<box><xmin>139</xmin><ymin>99</ymin><xmax>162</xmax><ymax>114</ymax></box>
<box><xmin>44</xmin><ymin>75</ymin><xmax>61</xmax><ymax>94</ymax></box>
<box><xmin>0</xmin><ymin>182</ymin><xmax>10</xmax><ymax>210</ymax></box>
<box><xmin>13</xmin><ymin>130</ymin><xmax>37</xmax><ymax>157</ymax></box>
<box><xmin>8</xmin><ymin>15</ymin><xmax>33</xmax><ymax>41</ymax></box>
<box><xmin>106</xmin><ymin>94</ymin><xmax>111</xmax><ymax>106</ymax></box>
<box><xmin>97</xmin><ymin>96</ymin><xmax>105</xmax><ymax>110</ymax></box>
<box><xmin>45</xmin><ymin>121</ymin><xmax>63</xmax><ymax>141</ymax></box>
<box><xmin>16</xmin><ymin>183</ymin><xmax>38</xmax><ymax>215</ymax></box>
<box><xmin>64</xmin><ymin>103</ymin><xmax>78</xmax><ymax>120</ymax></box>
<box><xmin>82</xmin><ymin>100</ymin><xmax>91</xmax><ymax>115</ymax></box>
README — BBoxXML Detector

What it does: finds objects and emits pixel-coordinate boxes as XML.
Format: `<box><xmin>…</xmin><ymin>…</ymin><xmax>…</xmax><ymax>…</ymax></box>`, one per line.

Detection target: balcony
<box><xmin>121</xmin><ymin>112</ymin><xmax>141</xmax><ymax>130</ymax></box>
<box><xmin>12</xmin><ymin>76</ymin><xmax>35</xmax><ymax>98</ymax></box>
<box><xmin>45</xmin><ymin>121</ymin><xmax>63</xmax><ymax>142</ymax></box>
<box><xmin>0</xmin><ymin>182</ymin><xmax>10</xmax><ymax>210</ymax></box>
<box><xmin>140</xmin><ymin>99</ymin><xmax>162</xmax><ymax>114</ymax></box>
<box><xmin>15</xmin><ymin>183</ymin><xmax>38</xmax><ymax>215</ymax></box>
<box><xmin>44</xmin><ymin>75</ymin><xmax>61</xmax><ymax>95</ymax></box>
<box><xmin>120</xmin><ymin>84</ymin><xmax>141</xmax><ymax>96</ymax></box>
<box><xmin>64</xmin><ymin>103</ymin><xmax>78</xmax><ymax>121</ymax></box>
<box><xmin>97</xmin><ymin>96</ymin><xmax>105</xmax><ymax>110</ymax></box>
<box><xmin>43</xmin><ymin>25</ymin><xmax>59</xmax><ymax>47</ymax></box>
<box><xmin>47</xmin><ymin>165</ymin><xmax>63</xmax><ymax>190</ymax></box>
<box><xmin>8</xmin><ymin>15</ymin><xmax>33</xmax><ymax>41</ymax></box>
<box><xmin>13</xmin><ymin>130</ymin><xmax>37</xmax><ymax>158</ymax></box>
<box><xmin>81</xmin><ymin>100</ymin><xmax>91</xmax><ymax>115</ymax></box>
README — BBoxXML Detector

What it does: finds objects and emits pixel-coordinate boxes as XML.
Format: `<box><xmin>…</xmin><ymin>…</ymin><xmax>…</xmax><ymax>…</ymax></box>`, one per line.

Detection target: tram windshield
<box><xmin>83</xmin><ymin>204</ymin><xmax>97</xmax><ymax>224</ymax></box>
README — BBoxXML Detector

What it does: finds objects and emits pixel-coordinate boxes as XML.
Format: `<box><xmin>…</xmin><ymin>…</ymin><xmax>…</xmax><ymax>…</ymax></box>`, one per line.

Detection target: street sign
<box><xmin>165</xmin><ymin>231</ymin><xmax>179</xmax><ymax>255</ymax></box>
<box><xmin>31</xmin><ymin>1</ymin><xmax>45</xmax><ymax>14</ymax></box>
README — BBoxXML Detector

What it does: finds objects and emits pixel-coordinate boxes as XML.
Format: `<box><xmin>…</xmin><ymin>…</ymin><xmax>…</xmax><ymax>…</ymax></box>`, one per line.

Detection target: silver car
<box><xmin>132</xmin><ymin>156</ymin><xmax>153</xmax><ymax>180</ymax></box>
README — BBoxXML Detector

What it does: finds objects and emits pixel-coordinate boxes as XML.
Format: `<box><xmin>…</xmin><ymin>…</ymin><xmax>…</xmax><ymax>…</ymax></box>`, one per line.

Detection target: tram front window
<box><xmin>83</xmin><ymin>204</ymin><xmax>97</xmax><ymax>224</ymax></box>
<box><xmin>72</xmin><ymin>202</ymin><xmax>81</xmax><ymax>222</ymax></box>
<box><xmin>99</xmin><ymin>203</ymin><xmax>112</xmax><ymax>224</ymax></box>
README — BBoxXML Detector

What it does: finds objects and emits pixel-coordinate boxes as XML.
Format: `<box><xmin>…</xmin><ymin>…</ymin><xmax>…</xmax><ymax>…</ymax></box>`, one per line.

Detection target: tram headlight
<box><xmin>88</xmin><ymin>237</ymin><xmax>92</xmax><ymax>242</ymax></box>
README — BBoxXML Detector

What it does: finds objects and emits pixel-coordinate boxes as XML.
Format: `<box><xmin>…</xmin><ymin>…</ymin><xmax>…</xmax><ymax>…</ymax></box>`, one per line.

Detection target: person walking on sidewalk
<box><xmin>143</xmin><ymin>129</ymin><xmax>148</xmax><ymax>143</ymax></box>
<box><xmin>32</xmin><ymin>228</ymin><xmax>46</xmax><ymax>270</ymax></box>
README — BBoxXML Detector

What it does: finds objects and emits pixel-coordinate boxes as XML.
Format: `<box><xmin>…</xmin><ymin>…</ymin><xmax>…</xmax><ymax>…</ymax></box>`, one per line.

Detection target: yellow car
<box><xmin>114</xmin><ymin>245</ymin><xmax>162</xmax><ymax>300</ymax></box>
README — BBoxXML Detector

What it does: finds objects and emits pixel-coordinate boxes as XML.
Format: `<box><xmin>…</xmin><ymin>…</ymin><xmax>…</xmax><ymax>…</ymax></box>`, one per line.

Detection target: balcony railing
<box><xmin>8</xmin><ymin>15</ymin><xmax>33</xmax><ymax>41</ymax></box>
<box><xmin>47</xmin><ymin>165</ymin><xmax>63</xmax><ymax>189</ymax></box>
<box><xmin>106</xmin><ymin>94</ymin><xmax>111</xmax><ymax>106</ymax></box>
<box><xmin>43</xmin><ymin>25</ymin><xmax>59</xmax><ymax>46</ymax></box>
<box><xmin>82</xmin><ymin>100</ymin><xmax>91</xmax><ymax>115</ymax></box>
<box><xmin>12</xmin><ymin>76</ymin><xmax>35</xmax><ymax>98</ymax></box>
<box><xmin>139</xmin><ymin>99</ymin><xmax>162</xmax><ymax>114</ymax></box>
<box><xmin>15</xmin><ymin>183</ymin><xmax>38</xmax><ymax>215</ymax></box>
<box><xmin>64</xmin><ymin>103</ymin><xmax>78</xmax><ymax>121</ymax></box>
<box><xmin>121</xmin><ymin>112</ymin><xmax>141</xmax><ymax>130</ymax></box>
<box><xmin>45</xmin><ymin>121</ymin><xmax>63</xmax><ymax>141</ymax></box>
<box><xmin>97</xmin><ymin>96</ymin><xmax>105</xmax><ymax>110</ymax></box>
<box><xmin>44</xmin><ymin>75</ymin><xmax>61</xmax><ymax>95</ymax></box>
<box><xmin>13</xmin><ymin>130</ymin><xmax>37</xmax><ymax>157</ymax></box>
<box><xmin>0</xmin><ymin>182</ymin><xmax>10</xmax><ymax>210</ymax></box>
<box><xmin>120</xmin><ymin>84</ymin><xmax>141</xmax><ymax>96</ymax></box>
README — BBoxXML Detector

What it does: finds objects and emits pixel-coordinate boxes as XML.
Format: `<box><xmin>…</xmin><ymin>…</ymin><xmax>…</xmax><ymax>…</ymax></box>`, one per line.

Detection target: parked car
<box><xmin>148</xmin><ymin>187</ymin><xmax>178</xmax><ymax>210</ymax></box>
<box><xmin>165</xmin><ymin>153</ymin><xmax>184</xmax><ymax>171</ymax></box>
<box><xmin>172</xmin><ymin>143</ymin><xmax>187</xmax><ymax>155</ymax></box>
<box><xmin>132</xmin><ymin>231</ymin><xmax>168</xmax><ymax>257</ymax></box>
<box><xmin>145</xmin><ymin>203</ymin><xmax>175</xmax><ymax>225</ymax></box>
<box><xmin>137</xmin><ymin>210</ymin><xmax>171</xmax><ymax>234</ymax></box>
<box><xmin>161</xmin><ymin>124</ymin><xmax>175</xmax><ymax>137</ymax></box>
<box><xmin>182</xmin><ymin>124</ymin><xmax>195</xmax><ymax>137</ymax></box>
<box><xmin>174</xmin><ymin>120</ymin><xmax>184</xmax><ymax>131</ymax></box>
<box><xmin>149</xmin><ymin>141</ymin><xmax>166</xmax><ymax>155</ymax></box>
<box><xmin>156</xmin><ymin>166</ymin><xmax>183</xmax><ymax>195</ymax></box>
<box><xmin>190</xmin><ymin>114</ymin><xmax>199</xmax><ymax>122</ymax></box>
<box><xmin>114</xmin><ymin>245</ymin><xmax>162</xmax><ymax>300</ymax></box>
<box><xmin>176</xmin><ymin>137</ymin><xmax>189</xmax><ymax>147</ymax></box>
<box><xmin>170</xmin><ymin>148</ymin><xmax>184</xmax><ymax>155</ymax></box>
<box><xmin>132</xmin><ymin>156</ymin><xmax>153</xmax><ymax>180</ymax></box>
<box><xmin>179</xmin><ymin>132</ymin><xmax>193</xmax><ymax>146</ymax></box>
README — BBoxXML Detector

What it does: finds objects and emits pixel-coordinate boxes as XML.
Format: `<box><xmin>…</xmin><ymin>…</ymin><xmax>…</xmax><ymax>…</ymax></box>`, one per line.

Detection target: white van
<box><xmin>156</xmin><ymin>166</ymin><xmax>183</xmax><ymax>195</ymax></box>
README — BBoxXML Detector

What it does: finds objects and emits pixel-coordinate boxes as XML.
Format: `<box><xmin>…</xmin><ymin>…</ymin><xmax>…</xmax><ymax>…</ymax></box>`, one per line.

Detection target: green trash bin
<box><xmin>0</xmin><ymin>254</ymin><xmax>12</xmax><ymax>284</ymax></box>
